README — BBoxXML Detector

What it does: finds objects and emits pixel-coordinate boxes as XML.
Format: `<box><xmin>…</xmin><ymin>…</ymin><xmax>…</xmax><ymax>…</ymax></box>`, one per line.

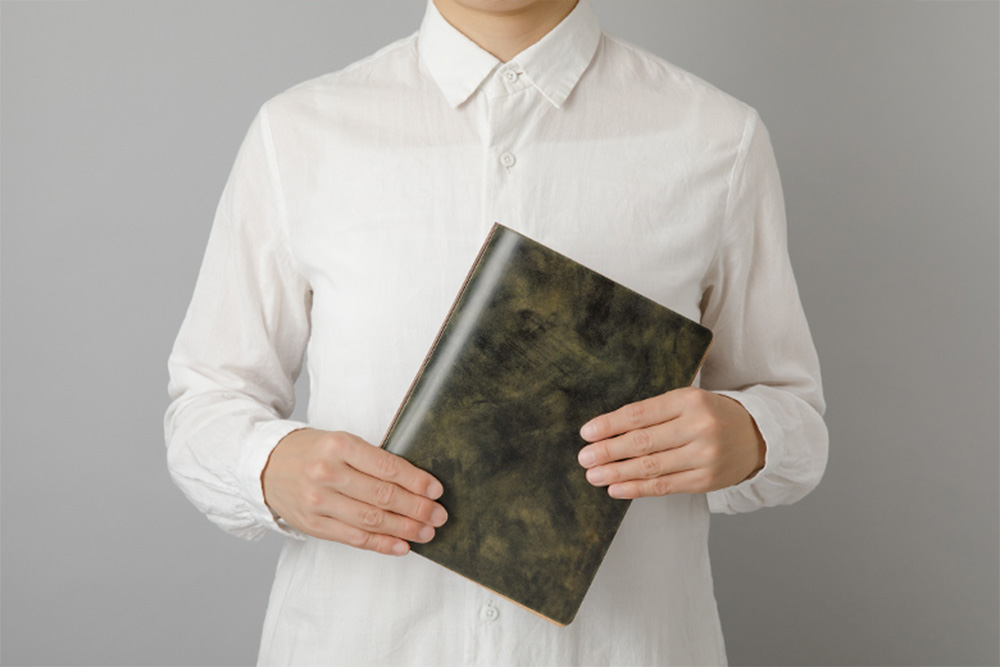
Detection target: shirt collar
<box><xmin>418</xmin><ymin>0</ymin><xmax>602</xmax><ymax>109</ymax></box>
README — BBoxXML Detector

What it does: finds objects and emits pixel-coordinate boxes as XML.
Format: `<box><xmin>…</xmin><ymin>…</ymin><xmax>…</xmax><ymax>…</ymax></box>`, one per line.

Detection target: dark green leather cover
<box><xmin>381</xmin><ymin>224</ymin><xmax>712</xmax><ymax>626</ymax></box>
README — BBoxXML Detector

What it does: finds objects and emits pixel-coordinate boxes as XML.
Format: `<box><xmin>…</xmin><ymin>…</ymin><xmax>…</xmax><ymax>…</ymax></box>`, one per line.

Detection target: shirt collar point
<box><xmin>419</xmin><ymin>1</ymin><xmax>502</xmax><ymax>107</ymax></box>
<box><xmin>443</xmin><ymin>87</ymin><xmax>476</xmax><ymax>108</ymax></box>
<box><xmin>539</xmin><ymin>87</ymin><xmax>569</xmax><ymax>109</ymax></box>
<box><xmin>420</xmin><ymin>0</ymin><xmax>600</xmax><ymax>110</ymax></box>
<box><xmin>510</xmin><ymin>0</ymin><xmax>601</xmax><ymax>108</ymax></box>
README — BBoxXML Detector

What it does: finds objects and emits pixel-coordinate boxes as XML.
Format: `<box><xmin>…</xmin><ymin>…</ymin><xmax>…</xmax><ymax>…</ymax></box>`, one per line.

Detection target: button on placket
<box><xmin>481</xmin><ymin>602</ymin><xmax>499</xmax><ymax>623</ymax></box>
<box><xmin>482</xmin><ymin>64</ymin><xmax>523</xmax><ymax>232</ymax></box>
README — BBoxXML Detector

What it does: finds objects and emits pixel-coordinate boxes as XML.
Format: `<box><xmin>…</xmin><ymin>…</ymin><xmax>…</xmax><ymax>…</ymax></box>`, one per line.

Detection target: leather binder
<box><xmin>381</xmin><ymin>223</ymin><xmax>712</xmax><ymax>626</ymax></box>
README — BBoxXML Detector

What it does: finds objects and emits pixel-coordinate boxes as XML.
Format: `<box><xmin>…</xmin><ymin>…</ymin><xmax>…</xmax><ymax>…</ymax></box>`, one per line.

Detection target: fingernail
<box><xmin>608</xmin><ymin>484</ymin><xmax>626</xmax><ymax>499</ymax></box>
<box><xmin>417</xmin><ymin>525</ymin><xmax>435</xmax><ymax>542</ymax></box>
<box><xmin>586</xmin><ymin>468</ymin><xmax>605</xmax><ymax>485</ymax></box>
<box><xmin>392</xmin><ymin>541</ymin><xmax>410</xmax><ymax>556</ymax></box>
<box><xmin>426</xmin><ymin>480</ymin><xmax>444</xmax><ymax>499</ymax></box>
<box><xmin>580</xmin><ymin>421</ymin><xmax>596</xmax><ymax>440</ymax></box>
<box><xmin>578</xmin><ymin>450</ymin><xmax>595</xmax><ymax>467</ymax></box>
<box><xmin>430</xmin><ymin>506</ymin><xmax>448</xmax><ymax>526</ymax></box>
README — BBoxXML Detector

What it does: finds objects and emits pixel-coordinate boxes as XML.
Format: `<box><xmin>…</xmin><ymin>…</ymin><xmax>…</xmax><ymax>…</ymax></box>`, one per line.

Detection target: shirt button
<box><xmin>482</xmin><ymin>604</ymin><xmax>499</xmax><ymax>622</ymax></box>
<box><xmin>504</xmin><ymin>70</ymin><xmax>518</xmax><ymax>83</ymax></box>
<box><xmin>500</xmin><ymin>152</ymin><xmax>516</xmax><ymax>168</ymax></box>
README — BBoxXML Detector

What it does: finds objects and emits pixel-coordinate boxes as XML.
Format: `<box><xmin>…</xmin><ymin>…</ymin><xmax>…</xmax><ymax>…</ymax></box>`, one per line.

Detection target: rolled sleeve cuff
<box><xmin>706</xmin><ymin>389</ymin><xmax>786</xmax><ymax>514</ymax></box>
<box><xmin>237</xmin><ymin>418</ymin><xmax>311</xmax><ymax>539</ymax></box>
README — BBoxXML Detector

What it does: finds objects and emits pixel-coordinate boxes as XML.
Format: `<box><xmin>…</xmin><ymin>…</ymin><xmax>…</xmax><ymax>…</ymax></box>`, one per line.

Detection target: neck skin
<box><xmin>433</xmin><ymin>0</ymin><xmax>579</xmax><ymax>63</ymax></box>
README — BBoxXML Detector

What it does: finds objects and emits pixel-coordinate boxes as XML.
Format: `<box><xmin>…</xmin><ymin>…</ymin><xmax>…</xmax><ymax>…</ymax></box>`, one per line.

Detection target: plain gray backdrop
<box><xmin>2</xmin><ymin>1</ymin><xmax>997</xmax><ymax>665</ymax></box>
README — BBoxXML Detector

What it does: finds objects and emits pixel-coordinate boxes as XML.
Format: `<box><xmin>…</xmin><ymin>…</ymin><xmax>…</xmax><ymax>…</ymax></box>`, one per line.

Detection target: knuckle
<box><xmin>639</xmin><ymin>455</ymin><xmax>661</xmax><ymax>477</ymax></box>
<box><xmin>302</xmin><ymin>491</ymin><xmax>324</xmax><ymax>512</ymax></box>
<box><xmin>626</xmin><ymin>401</ymin><xmax>646</xmax><ymax>424</ymax></box>
<box><xmin>346</xmin><ymin>527</ymin><xmax>371</xmax><ymax>549</ymax></box>
<box><xmin>321</xmin><ymin>433</ymin><xmax>346</xmax><ymax>458</ymax></box>
<box><xmin>679</xmin><ymin>386</ymin><xmax>703</xmax><ymax>407</ymax></box>
<box><xmin>651</xmin><ymin>476</ymin><xmax>672</xmax><ymax>496</ymax></box>
<box><xmin>366</xmin><ymin>533</ymin><xmax>394</xmax><ymax>555</ymax></box>
<box><xmin>375</xmin><ymin>482</ymin><xmax>397</xmax><ymax>508</ymax></box>
<box><xmin>304</xmin><ymin>460</ymin><xmax>331</xmax><ymax>483</ymax></box>
<box><xmin>377</xmin><ymin>453</ymin><xmax>400</xmax><ymax>479</ymax></box>
<box><xmin>631</xmin><ymin>428</ymin><xmax>654</xmax><ymax>455</ymax></box>
<box><xmin>682</xmin><ymin>386</ymin><xmax>703</xmax><ymax>400</ymax></box>
<box><xmin>404</xmin><ymin>519</ymin><xmax>428</xmax><ymax>542</ymax></box>
<box><xmin>703</xmin><ymin>415</ymin><xmax>723</xmax><ymax>439</ymax></box>
<box><xmin>410</xmin><ymin>497</ymin><xmax>433</xmax><ymax>522</ymax></box>
<box><xmin>372</xmin><ymin>536</ymin><xmax>396</xmax><ymax>555</ymax></box>
<box><xmin>694</xmin><ymin>415</ymin><xmax>719</xmax><ymax>440</ymax></box>
<box><xmin>698</xmin><ymin>436</ymin><xmax>723</xmax><ymax>462</ymax></box>
<box><xmin>361</xmin><ymin>507</ymin><xmax>384</xmax><ymax>528</ymax></box>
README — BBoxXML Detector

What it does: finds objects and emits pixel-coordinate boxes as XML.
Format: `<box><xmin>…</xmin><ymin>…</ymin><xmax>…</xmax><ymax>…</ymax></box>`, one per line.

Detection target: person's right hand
<box><xmin>261</xmin><ymin>428</ymin><xmax>448</xmax><ymax>555</ymax></box>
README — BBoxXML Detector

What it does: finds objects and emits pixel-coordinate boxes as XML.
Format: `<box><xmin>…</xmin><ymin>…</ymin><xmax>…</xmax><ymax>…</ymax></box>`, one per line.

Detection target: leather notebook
<box><xmin>380</xmin><ymin>223</ymin><xmax>713</xmax><ymax>626</ymax></box>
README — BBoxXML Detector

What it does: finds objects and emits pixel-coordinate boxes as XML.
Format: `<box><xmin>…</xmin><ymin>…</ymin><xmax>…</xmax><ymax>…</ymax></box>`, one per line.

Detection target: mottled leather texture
<box><xmin>381</xmin><ymin>224</ymin><xmax>712</xmax><ymax>626</ymax></box>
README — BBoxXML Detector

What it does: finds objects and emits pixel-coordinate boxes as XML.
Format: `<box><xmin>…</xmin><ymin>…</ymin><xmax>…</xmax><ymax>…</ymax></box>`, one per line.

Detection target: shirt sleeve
<box><xmin>701</xmin><ymin>109</ymin><xmax>828</xmax><ymax>514</ymax></box>
<box><xmin>164</xmin><ymin>104</ymin><xmax>311</xmax><ymax>540</ymax></box>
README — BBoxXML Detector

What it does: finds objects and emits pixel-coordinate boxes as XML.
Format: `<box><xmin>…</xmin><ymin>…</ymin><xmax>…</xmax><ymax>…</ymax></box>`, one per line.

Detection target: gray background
<box><xmin>2</xmin><ymin>1</ymin><xmax>997</xmax><ymax>665</ymax></box>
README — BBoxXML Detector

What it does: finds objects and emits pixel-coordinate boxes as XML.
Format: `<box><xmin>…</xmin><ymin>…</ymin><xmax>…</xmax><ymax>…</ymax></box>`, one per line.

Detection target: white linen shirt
<box><xmin>165</xmin><ymin>1</ymin><xmax>828</xmax><ymax>664</ymax></box>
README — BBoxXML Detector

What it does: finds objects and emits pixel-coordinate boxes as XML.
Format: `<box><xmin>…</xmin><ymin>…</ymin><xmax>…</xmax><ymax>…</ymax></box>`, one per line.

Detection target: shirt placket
<box><xmin>478</xmin><ymin>63</ymin><xmax>533</xmax><ymax>234</ymax></box>
<box><xmin>465</xmin><ymin>61</ymin><xmax>534</xmax><ymax>667</ymax></box>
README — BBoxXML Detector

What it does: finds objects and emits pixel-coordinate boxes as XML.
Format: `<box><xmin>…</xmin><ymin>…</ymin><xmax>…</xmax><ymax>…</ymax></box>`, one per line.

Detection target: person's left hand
<box><xmin>577</xmin><ymin>387</ymin><xmax>766</xmax><ymax>498</ymax></box>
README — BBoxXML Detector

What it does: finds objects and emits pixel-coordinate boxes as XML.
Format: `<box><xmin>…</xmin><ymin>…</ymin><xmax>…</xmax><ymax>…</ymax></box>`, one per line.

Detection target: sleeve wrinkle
<box><xmin>700</xmin><ymin>109</ymin><xmax>828</xmax><ymax>514</ymax></box>
<box><xmin>165</xmin><ymin>108</ymin><xmax>312</xmax><ymax>540</ymax></box>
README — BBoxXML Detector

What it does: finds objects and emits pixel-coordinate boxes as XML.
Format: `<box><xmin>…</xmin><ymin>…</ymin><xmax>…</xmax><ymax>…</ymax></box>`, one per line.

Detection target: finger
<box><xmin>340</xmin><ymin>433</ymin><xmax>445</xmax><ymax>499</ymax></box>
<box><xmin>584</xmin><ymin>446</ymin><xmax>694</xmax><ymax>487</ymax></box>
<box><xmin>580</xmin><ymin>390</ymin><xmax>688</xmax><ymax>442</ymax></box>
<box><xmin>606</xmin><ymin>469</ymin><xmax>708</xmax><ymax>499</ymax></box>
<box><xmin>578</xmin><ymin>419</ymin><xmax>688</xmax><ymax>468</ymax></box>
<box><xmin>336</xmin><ymin>468</ymin><xmax>448</xmax><ymax>527</ymax></box>
<box><xmin>301</xmin><ymin>513</ymin><xmax>413</xmax><ymax>556</ymax></box>
<box><xmin>319</xmin><ymin>492</ymin><xmax>438</xmax><ymax>544</ymax></box>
